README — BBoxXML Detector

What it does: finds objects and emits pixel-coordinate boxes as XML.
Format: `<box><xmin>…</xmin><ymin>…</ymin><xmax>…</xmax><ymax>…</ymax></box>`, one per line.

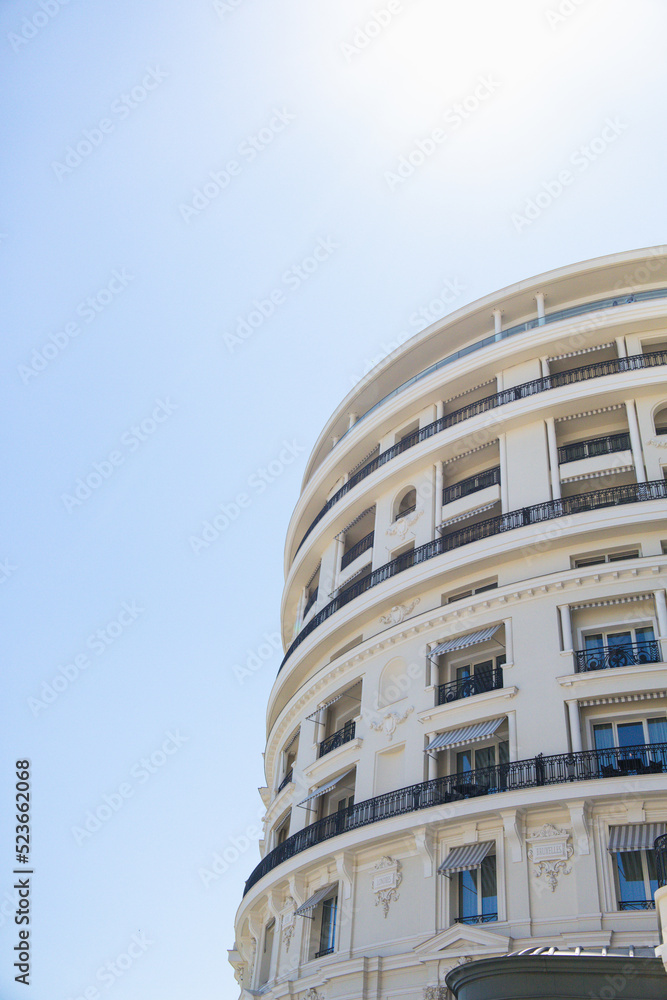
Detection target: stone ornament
<box><xmin>647</xmin><ymin>436</ymin><xmax>667</xmax><ymax>448</ymax></box>
<box><xmin>379</xmin><ymin>598</ymin><xmax>420</xmax><ymax>625</ymax></box>
<box><xmin>424</xmin><ymin>987</ymin><xmax>450</xmax><ymax>999</ymax></box>
<box><xmin>368</xmin><ymin>706</ymin><xmax>413</xmax><ymax>741</ymax></box>
<box><xmin>386</xmin><ymin>507</ymin><xmax>423</xmax><ymax>540</ymax></box>
<box><xmin>370</xmin><ymin>856</ymin><xmax>402</xmax><ymax>917</ymax></box>
<box><xmin>304</xmin><ymin>990</ymin><xmax>324</xmax><ymax>1000</ymax></box>
<box><xmin>526</xmin><ymin>823</ymin><xmax>573</xmax><ymax>892</ymax></box>
<box><xmin>282</xmin><ymin>897</ymin><xmax>296</xmax><ymax>952</ymax></box>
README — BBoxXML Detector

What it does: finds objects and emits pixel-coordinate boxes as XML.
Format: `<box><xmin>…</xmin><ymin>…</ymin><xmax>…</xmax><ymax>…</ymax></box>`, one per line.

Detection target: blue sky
<box><xmin>1</xmin><ymin>1</ymin><xmax>666</xmax><ymax>997</ymax></box>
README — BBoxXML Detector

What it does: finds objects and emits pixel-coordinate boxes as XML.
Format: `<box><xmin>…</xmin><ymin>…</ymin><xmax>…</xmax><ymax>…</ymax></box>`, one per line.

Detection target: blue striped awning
<box><xmin>297</xmin><ymin>770</ymin><xmax>354</xmax><ymax>808</ymax></box>
<box><xmin>607</xmin><ymin>823</ymin><xmax>665</xmax><ymax>852</ymax></box>
<box><xmin>426</xmin><ymin>718</ymin><xmax>503</xmax><ymax>752</ymax></box>
<box><xmin>438</xmin><ymin>841</ymin><xmax>494</xmax><ymax>876</ymax></box>
<box><xmin>431</xmin><ymin>626</ymin><xmax>501</xmax><ymax>657</ymax></box>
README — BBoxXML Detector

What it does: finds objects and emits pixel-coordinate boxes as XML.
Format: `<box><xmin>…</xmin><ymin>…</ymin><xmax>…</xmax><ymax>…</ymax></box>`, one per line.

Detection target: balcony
<box><xmin>243</xmin><ymin>741</ymin><xmax>667</xmax><ymax>895</ymax></box>
<box><xmin>437</xmin><ymin>667</ymin><xmax>504</xmax><ymax>704</ymax></box>
<box><xmin>295</xmin><ymin>349</ymin><xmax>667</xmax><ymax>553</ymax></box>
<box><xmin>558</xmin><ymin>432</ymin><xmax>631</xmax><ymax>465</ymax></box>
<box><xmin>281</xmin><ymin>478</ymin><xmax>667</xmax><ymax>673</ymax></box>
<box><xmin>319</xmin><ymin>720</ymin><xmax>356</xmax><ymax>758</ymax></box>
<box><xmin>574</xmin><ymin>641</ymin><xmax>661</xmax><ymax>673</ymax></box>
<box><xmin>442</xmin><ymin>467</ymin><xmax>501</xmax><ymax>505</ymax></box>
<box><xmin>277</xmin><ymin>769</ymin><xmax>293</xmax><ymax>793</ymax></box>
<box><xmin>456</xmin><ymin>913</ymin><xmax>498</xmax><ymax>924</ymax></box>
<box><xmin>618</xmin><ymin>900</ymin><xmax>655</xmax><ymax>911</ymax></box>
<box><xmin>341</xmin><ymin>531</ymin><xmax>374</xmax><ymax>570</ymax></box>
<box><xmin>314</xmin><ymin>947</ymin><xmax>334</xmax><ymax>958</ymax></box>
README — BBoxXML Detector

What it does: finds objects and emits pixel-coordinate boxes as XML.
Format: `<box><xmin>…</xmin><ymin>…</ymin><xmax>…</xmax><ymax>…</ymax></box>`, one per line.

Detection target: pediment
<box><xmin>413</xmin><ymin>921</ymin><xmax>511</xmax><ymax>957</ymax></box>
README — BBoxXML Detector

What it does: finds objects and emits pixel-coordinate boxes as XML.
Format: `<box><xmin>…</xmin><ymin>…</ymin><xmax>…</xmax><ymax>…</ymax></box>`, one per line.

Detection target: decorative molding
<box><xmin>369</xmin><ymin>706</ymin><xmax>414</xmax><ymax>741</ymax></box>
<box><xmin>567</xmin><ymin>800</ymin><xmax>590</xmax><ymax>855</ymax></box>
<box><xmin>304</xmin><ymin>989</ymin><xmax>324</xmax><ymax>1000</ymax></box>
<box><xmin>386</xmin><ymin>506</ymin><xmax>424</xmax><ymax>540</ymax></box>
<box><xmin>500</xmin><ymin>809</ymin><xmax>523</xmax><ymax>863</ymax></box>
<box><xmin>379</xmin><ymin>598</ymin><xmax>420</xmax><ymax>625</ymax></box>
<box><xmin>526</xmin><ymin>824</ymin><xmax>573</xmax><ymax>892</ymax></box>
<box><xmin>646</xmin><ymin>436</ymin><xmax>667</xmax><ymax>449</ymax></box>
<box><xmin>413</xmin><ymin>826</ymin><xmax>436</xmax><ymax>877</ymax></box>
<box><xmin>424</xmin><ymin>988</ymin><xmax>450</xmax><ymax>1000</ymax></box>
<box><xmin>442</xmin><ymin>438</ymin><xmax>496</xmax><ymax>466</ymax></box>
<box><xmin>370</xmin><ymin>856</ymin><xmax>402</xmax><ymax>917</ymax></box>
<box><xmin>555</xmin><ymin>403</ymin><xmax>624</xmax><ymax>422</ymax></box>
<box><xmin>579</xmin><ymin>690</ymin><xmax>667</xmax><ymax>707</ymax></box>
<box><xmin>561</xmin><ymin>465</ymin><xmax>633</xmax><ymax>484</ymax></box>
<box><xmin>282</xmin><ymin>897</ymin><xmax>296</xmax><ymax>952</ymax></box>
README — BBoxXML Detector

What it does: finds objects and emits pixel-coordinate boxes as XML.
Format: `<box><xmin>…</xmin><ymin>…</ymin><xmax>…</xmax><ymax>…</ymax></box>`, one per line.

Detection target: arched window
<box><xmin>654</xmin><ymin>404</ymin><xmax>667</xmax><ymax>436</ymax></box>
<box><xmin>394</xmin><ymin>487</ymin><xmax>416</xmax><ymax>521</ymax></box>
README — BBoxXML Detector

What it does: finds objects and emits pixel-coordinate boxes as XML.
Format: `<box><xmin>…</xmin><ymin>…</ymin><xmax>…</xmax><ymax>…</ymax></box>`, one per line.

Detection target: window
<box><xmin>578</xmin><ymin>625</ymin><xmax>659</xmax><ymax>671</ymax></box>
<box><xmin>593</xmin><ymin>716</ymin><xmax>667</xmax><ymax>750</ymax></box>
<box><xmin>456</xmin><ymin>740</ymin><xmax>509</xmax><ymax>789</ymax></box>
<box><xmin>258</xmin><ymin>919</ymin><xmax>274</xmax><ymax>986</ymax></box>
<box><xmin>457</xmin><ymin>856</ymin><xmax>497</xmax><ymax>923</ymax></box>
<box><xmin>443</xmin><ymin>580</ymin><xmax>498</xmax><ymax>604</ymax></box>
<box><xmin>450</xmin><ymin>655</ymin><xmax>506</xmax><ymax>699</ymax></box>
<box><xmin>315</xmin><ymin>893</ymin><xmax>337</xmax><ymax>957</ymax></box>
<box><xmin>615</xmin><ymin>850</ymin><xmax>658</xmax><ymax>910</ymax></box>
<box><xmin>275</xmin><ymin>813</ymin><xmax>290</xmax><ymax>846</ymax></box>
<box><xmin>654</xmin><ymin>404</ymin><xmax>667</xmax><ymax>436</ymax></box>
<box><xmin>572</xmin><ymin>549</ymin><xmax>639</xmax><ymax>567</ymax></box>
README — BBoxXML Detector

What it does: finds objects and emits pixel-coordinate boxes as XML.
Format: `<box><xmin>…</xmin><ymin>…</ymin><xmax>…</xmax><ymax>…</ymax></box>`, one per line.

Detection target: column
<box><xmin>559</xmin><ymin>604</ymin><xmax>573</xmax><ymax>651</ymax></box>
<box><xmin>567</xmin><ymin>700</ymin><xmax>583</xmax><ymax>753</ymax></box>
<box><xmin>436</xmin><ymin>400</ymin><xmax>444</xmax><ymax>421</ymax></box>
<box><xmin>540</xmin><ymin>356</ymin><xmax>550</xmax><ymax>377</ymax></box>
<box><xmin>545</xmin><ymin>417</ymin><xmax>561</xmax><ymax>500</ymax></box>
<box><xmin>426</xmin><ymin>745</ymin><xmax>438</xmax><ymax>781</ymax></box>
<box><xmin>434</xmin><ymin>461</ymin><xmax>443</xmax><ymax>532</ymax></box>
<box><xmin>625</xmin><ymin>399</ymin><xmax>646</xmax><ymax>483</ymax></box>
<box><xmin>493</xmin><ymin>308</ymin><xmax>502</xmax><ymax>337</ymax></box>
<box><xmin>507</xmin><ymin>712</ymin><xmax>518</xmax><ymax>762</ymax></box>
<box><xmin>503</xmin><ymin>618</ymin><xmax>514</xmax><ymax>665</ymax></box>
<box><xmin>536</xmin><ymin>291</ymin><xmax>546</xmax><ymax>324</ymax></box>
<box><xmin>427</xmin><ymin>644</ymin><xmax>440</xmax><ymax>688</ymax></box>
<box><xmin>615</xmin><ymin>335</ymin><xmax>627</xmax><ymax>358</ymax></box>
<box><xmin>332</xmin><ymin>534</ymin><xmax>345</xmax><ymax>592</ymax></box>
<box><xmin>498</xmin><ymin>433</ymin><xmax>509</xmax><ymax>512</ymax></box>
<box><xmin>348</xmin><ymin>412</ymin><xmax>358</xmax><ymax>430</ymax></box>
<box><xmin>654</xmin><ymin>591</ymin><xmax>667</xmax><ymax>662</ymax></box>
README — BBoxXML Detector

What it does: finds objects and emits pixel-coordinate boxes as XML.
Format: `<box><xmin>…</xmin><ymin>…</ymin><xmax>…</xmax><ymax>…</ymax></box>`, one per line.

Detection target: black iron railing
<box><xmin>442</xmin><ymin>467</ymin><xmax>501</xmax><ymax>506</ymax></box>
<box><xmin>575</xmin><ymin>640</ymin><xmax>661</xmax><ymax>673</ymax></box>
<box><xmin>295</xmin><ymin>350</ymin><xmax>667</xmax><ymax>553</ymax></box>
<box><xmin>341</xmin><ymin>531</ymin><xmax>374</xmax><ymax>570</ymax></box>
<box><xmin>618</xmin><ymin>900</ymin><xmax>655</xmax><ymax>910</ymax></box>
<box><xmin>558</xmin><ymin>432</ymin><xmax>632</xmax><ymax>464</ymax></box>
<box><xmin>277</xmin><ymin>769</ymin><xmax>293</xmax><ymax>793</ymax></box>
<box><xmin>314</xmin><ymin>947</ymin><xmax>334</xmax><ymax>958</ymax></box>
<box><xmin>655</xmin><ymin>833</ymin><xmax>667</xmax><ymax>888</ymax></box>
<box><xmin>395</xmin><ymin>504</ymin><xmax>417</xmax><ymax>520</ymax></box>
<box><xmin>303</xmin><ymin>589</ymin><xmax>318</xmax><ymax>617</ymax></box>
<box><xmin>456</xmin><ymin>913</ymin><xmax>498</xmax><ymax>924</ymax></box>
<box><xmin>437</xmin><ymin>667</ymin><xmax>503</xmax><ymax>705</ymax></box>
<box><xmin>319</xmin><ymin>720</ymin><xmax>356</xmax><ymax>758</ymax></box>
<box><xmin>283</xmin><ymin>478</ymin><xmax>667</xmax><ymax>671</ymax></box>
<box><xmin>243</xmin><ymin>742</ymin><xmax>667</xmax><ymax>895</ymax></box>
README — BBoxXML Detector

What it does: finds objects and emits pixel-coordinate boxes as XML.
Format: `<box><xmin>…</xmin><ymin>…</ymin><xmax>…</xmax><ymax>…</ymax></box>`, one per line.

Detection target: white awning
<box><xmin>430</xmin><ymin>626</ymin><xmax>501</xmax><ymax>658</ymax></box>
<box><xmin>426</xmin><ymin>718</ymin><xmax>504</xmax><ymax>752</ymax></box>
<box><xmin>295</xmin><ymin>883</ymin><xmax>338</xmax><ymax>917</ymax></box>
<box><xmin>438</xmin><ymin>841</ymin><xmax>494</xmax><ymax>876</ymax></box>
<box><xmin>608</xmin><ymin>823</ymin><xmax>666</xmax><ymax>852</ymax></box>
<box><xmin>297</xmin><ymin>770</ymin><xmax>354</xmax><ymax>808</ymax></box>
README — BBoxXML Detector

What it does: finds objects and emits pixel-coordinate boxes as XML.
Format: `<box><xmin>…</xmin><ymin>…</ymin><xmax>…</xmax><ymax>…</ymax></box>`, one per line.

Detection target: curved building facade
<box><xmin>230</xmin><ymin>247</ymin><xmax>667</xmax><ymax>999</ymax></box>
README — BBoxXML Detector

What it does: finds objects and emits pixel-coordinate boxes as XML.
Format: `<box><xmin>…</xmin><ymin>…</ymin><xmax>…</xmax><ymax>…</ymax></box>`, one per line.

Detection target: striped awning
<box><xmin>295</xmin><ymin>883</ymin><xmax>338</xmax><ymax>917</ymax></box>
<box><xmin>426</xmin><ymin>718</ymin><xmax>503</xmax><ymax>752</ymax></box>
<box><xmin>283</xmin><ymin>729</ymin><xmax>300</xmax><ymax>753</ymax></box>
<box><xmin>439</xmin><ymin>502</ymin><xmax>497</xmax><ymax>529</ymax></box>
<box><xmin>306</xmin><ymin>686</ymin><xmax>361</xmax><ymax>721</ymax></box>
<box><xmin>297</xmin><ymin>770</ymin><xmax>354</xmax><ymax>808</ymax></box>
<box><xmin>430</xmin><ymin>626</ymin><xmax>501</xmax><ymax>658</ymax></box>
<box><xmin>608</xmin><ymin>823</ymin><xmax>666</xmax><ymax>852</ymax></box>
<box><xmin>438</xmin><ymin>841</ymin><xmax>494</xmax><ymax>876</ymax></box>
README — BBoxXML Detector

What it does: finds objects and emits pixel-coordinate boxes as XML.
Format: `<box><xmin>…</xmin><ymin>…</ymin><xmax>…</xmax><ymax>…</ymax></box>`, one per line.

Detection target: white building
<box><xmin>230</xmin><ymin>247</ymin><xmax>667</xmax><ymax>999</ymax></box>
